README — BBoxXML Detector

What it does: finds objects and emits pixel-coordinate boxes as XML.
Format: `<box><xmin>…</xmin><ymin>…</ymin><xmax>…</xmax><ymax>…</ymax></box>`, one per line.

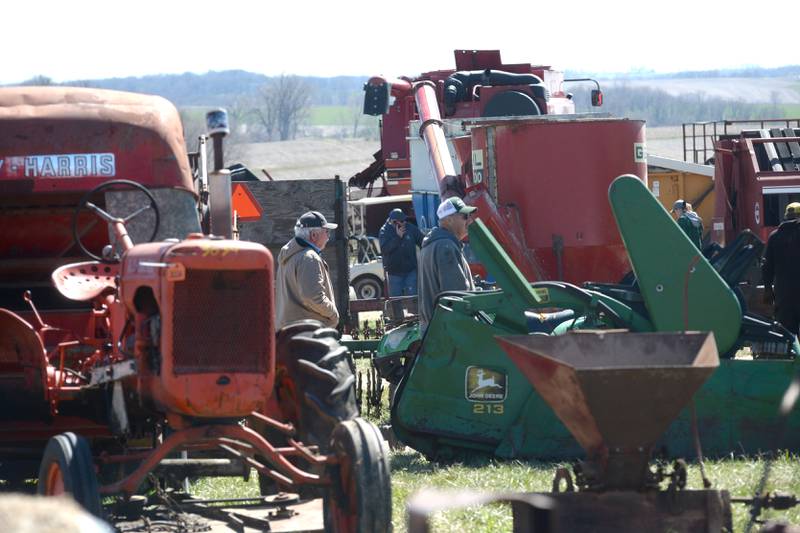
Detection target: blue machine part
<box><xmin>412</xmin><ymin>191</ymin><xmax>440</xmax><ymax>232</ymax></box>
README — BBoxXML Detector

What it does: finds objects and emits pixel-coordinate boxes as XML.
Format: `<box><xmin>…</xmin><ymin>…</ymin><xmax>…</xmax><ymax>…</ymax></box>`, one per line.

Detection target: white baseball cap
<box><xmin>436</xmin><ymin>197</ymin><xmax>477</xmax><ymax>219</ymax></box>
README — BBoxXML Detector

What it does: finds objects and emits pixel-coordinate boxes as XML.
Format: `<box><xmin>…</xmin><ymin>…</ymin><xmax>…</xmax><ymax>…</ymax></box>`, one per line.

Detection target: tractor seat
<box><xmin>52</xmin><ymin>261</ymin><xmax>119</xmax><ymax>301</ymax></box>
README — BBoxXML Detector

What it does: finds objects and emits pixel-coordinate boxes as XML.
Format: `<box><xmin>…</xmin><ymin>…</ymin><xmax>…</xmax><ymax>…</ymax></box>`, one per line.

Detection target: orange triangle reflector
<box><xmin>231</xmin><ymin>183</ymin><xmax>263</xmax><ymax>222</ymax></box>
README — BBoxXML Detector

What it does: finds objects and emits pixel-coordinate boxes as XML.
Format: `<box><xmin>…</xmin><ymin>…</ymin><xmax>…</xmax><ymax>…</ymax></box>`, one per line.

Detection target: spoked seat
<box><xmin>52</xmin><ymin>262</ymin><xmax>119</xmax><ymax>302</ymax></box>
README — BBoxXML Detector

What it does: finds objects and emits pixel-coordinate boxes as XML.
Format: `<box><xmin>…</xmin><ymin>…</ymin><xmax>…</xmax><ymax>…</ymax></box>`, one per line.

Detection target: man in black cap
<box><xmin>379</xmin><ymin>208</ymin><xmax>424</xmax><ymax>297</ymax></box>
<box><xmin>671</xmin><ymin>199</ymin><xmax>704</xmax><ymax>250</ymax></box>
<box><xmin>762</xmin><ymin>202</ymin><xmax>800</xmax><ymax>335</ymax></box>
<box><xmin>276</xmin><ymin>210</ymin><xmax>339</xmax><ymax>329</ymax></box>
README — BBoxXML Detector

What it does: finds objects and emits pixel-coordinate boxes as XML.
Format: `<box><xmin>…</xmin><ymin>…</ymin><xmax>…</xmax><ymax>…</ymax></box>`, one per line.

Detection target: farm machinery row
<box><xmin>354</xmin><ymin>50</ymin><xmax>799</xmax><ymax>462</ymax></box>
<box><xmin>0</xmin><ymin>87</ymin><xmax>390</xmax><ymax>532</ymax></box>
<box><xmin>348</xmin><ymin>49</ymin><xmax>800</xmax><ymax>530</ymax></box>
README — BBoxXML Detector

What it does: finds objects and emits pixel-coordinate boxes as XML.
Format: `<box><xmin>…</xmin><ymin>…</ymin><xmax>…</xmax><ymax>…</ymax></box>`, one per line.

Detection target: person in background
<box><xmin>672</xmin><ymin>199</ymin><xmax>704</xmax><ymax>249</ymax></box>
<box><xmin>762</xmin><ymin>202</ymin><xmax>800</xmax><ymax>336</ymax></box>
<box><xmin>379</xmin><ymin>208</ymin><xmax>424</xmax><ymax>297</ymax></box>
<box><xmin>275</xmin><ymin>210</ymin><xmax>339</xmax><ymax>329</ymax></box>
<box><xmin>418</xmin><ymin>197</ymin><xmax>477</xmax><ymax>333</ymax></box>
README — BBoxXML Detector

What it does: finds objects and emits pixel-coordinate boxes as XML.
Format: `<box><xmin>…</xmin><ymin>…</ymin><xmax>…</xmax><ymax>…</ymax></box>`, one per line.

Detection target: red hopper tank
<box><xmin>466</xmin><ymin>116</ymin><xmax>647</xmax><ymax>283</ymax></box>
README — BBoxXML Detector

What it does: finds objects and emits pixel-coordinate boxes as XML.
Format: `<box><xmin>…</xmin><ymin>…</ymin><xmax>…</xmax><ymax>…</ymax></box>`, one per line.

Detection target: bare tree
<box><xmin>348</xmin><ymin>92</ymin><xmax>363</xmax><ymax>138</ymax></box>
<box><xmin>254</xmin><ymin>75</ymin><xmax>312</xmax><ymax>141</ymax></box>
<box><xmin>179</xmin><ymin>107</ymin><xmax>246</xmax><ymax>166</ymax></box>
<box><xmin>20</xmin><ymin>75</ymin><xmax>54</xmax><ymax>86</ymax></box>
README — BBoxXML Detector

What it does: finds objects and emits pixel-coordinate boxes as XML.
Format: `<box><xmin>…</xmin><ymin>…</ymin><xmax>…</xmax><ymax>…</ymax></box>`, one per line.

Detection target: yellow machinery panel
<box><xmin>648</xmin><ymin>167</ymin><xmax>714</xmax><ymax>240</ymax></box>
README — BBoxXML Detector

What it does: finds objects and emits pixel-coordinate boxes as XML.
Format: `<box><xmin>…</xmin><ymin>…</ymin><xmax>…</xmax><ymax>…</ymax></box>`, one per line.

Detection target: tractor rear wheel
<box><xmin>281</xmin><ymin>321</ymin><xmax>359</xmax><ymax>451</ymax></box>
<box><xmin>257</xmin><ymin>320</ymin><xmax>358</xmax><ymax>496</ymax></box>
<box><xmin>323</xmin><ymin>418</ymin><xmax>392</xmax><ymax>533</ymax></box>
<box><xmin>37</xmin><ymin>432</ymin><xmax>102</xmax><ymax>517</ymax></box>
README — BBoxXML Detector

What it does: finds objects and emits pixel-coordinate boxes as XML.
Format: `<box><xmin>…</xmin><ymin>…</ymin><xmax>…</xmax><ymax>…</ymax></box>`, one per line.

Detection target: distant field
<box><xmin>604</xmin><ymin>77</ymin><xmax>800</xmax><ymax>104</ymax></box>
<box><xmin>782</xmin><ymin>103</ymin><xmax>800</xmax><ymax>116</ymax></box>
<box><xmin>308</xmin><ymin>105</ymin><xmax>380</xmax><ymax>128</ymax></box>
<box><xmin>308</xmin><ymin>105</ymin><xmax>352</xmax><ymax>125</ymax></box>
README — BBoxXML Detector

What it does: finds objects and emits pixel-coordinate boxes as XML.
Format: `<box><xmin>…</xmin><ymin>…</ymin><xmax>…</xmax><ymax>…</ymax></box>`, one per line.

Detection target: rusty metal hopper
<box><xmin>496</xmin><ymin>331</ymin><xmax>719</xmax><ymax>490</ymax></box>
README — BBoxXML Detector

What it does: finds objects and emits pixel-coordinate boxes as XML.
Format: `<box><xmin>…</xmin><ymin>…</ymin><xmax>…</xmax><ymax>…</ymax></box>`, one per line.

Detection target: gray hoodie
<box><xmin>418</xmin><ymin>226</ymin><xmax>475</xmax><ymax>332</ymax></box>
<box><xmin>275</xmin><ymin>237</ymin><xmax>338</xmax><ymax>329</ymax></box>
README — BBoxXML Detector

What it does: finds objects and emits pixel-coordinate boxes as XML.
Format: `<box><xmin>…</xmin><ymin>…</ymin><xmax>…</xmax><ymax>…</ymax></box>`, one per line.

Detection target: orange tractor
<box><xmin>0</xmin><ymin>87</ymin><xmax>390</xmax><ymax>531</ymax></box>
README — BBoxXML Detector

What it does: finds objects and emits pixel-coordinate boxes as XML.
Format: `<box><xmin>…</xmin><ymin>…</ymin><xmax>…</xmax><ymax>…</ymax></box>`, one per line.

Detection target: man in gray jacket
<box><xmin>276</xmin><ymin>211</ymin><xmax>339</xmax><ymax>329</ymax></box>
<box><xmin>418</xmin><ymin>197</ymin><xmax>477</xmax><ymax>333</ymax></box>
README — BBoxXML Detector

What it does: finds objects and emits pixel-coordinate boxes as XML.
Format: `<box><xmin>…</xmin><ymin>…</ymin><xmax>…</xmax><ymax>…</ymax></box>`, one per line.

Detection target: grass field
<box><xmin>186</xmin><ymin>358</ymin><xmax>800</xmax><ymax>532</ymax></box>
<box><xmin>189</xmin><ymin>448</ymin><xmax>800</xmax><ymax>531</ymax></box>
<box><xmin>307</xmin><ymin>105</ymin><xmax>355</xmax><ymax>126</ymax></box>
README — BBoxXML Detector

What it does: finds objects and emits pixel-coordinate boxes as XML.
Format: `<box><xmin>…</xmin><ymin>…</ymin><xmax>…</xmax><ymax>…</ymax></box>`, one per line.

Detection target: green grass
<box><xmin>780</xmin><ymin>103</ymin><xmax>800</xmax><ymax>117</ymax></box>
<box><xmin>187</xmin><ymin>356</ymin><xmax>800</xmax><ymax>531</ymax></box>
<box><xmin>188</xmin><ymin>451</ymin><xmax>800</xmax><ymax>532</ymax></box>
<box><xmin>308</xmin><ymin>105</ymin><xmax>353</xmax><ymax>125</ymax></box>
<box><xmin>307</xmin><ymin>105</ymin><xmax>380</xmax><ymax>128</ymax></box>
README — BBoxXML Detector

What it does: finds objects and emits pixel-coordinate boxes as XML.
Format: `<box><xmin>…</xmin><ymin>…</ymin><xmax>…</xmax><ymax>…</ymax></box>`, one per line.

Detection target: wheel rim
<box><xmin>328</xmin><ymin>451</ymin><xmax>357</xmax><ymax>532</ymax></box>
<box><xmin>43</xmin><ymin>461</ymin><xmax>65</xmax><ymax>496</ymax></box>
<box><xmin>359</xmin><ymin>283</ymin><xmax>377</xmax><ymax>299</ymax></box>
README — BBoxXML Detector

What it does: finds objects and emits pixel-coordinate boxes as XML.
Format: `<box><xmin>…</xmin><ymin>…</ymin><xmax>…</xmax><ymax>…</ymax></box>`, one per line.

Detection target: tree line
<box><xmin>12</xmin><ymin>70</ymin><xmax>797</xmax><ymax>140</ymax></box>
<box><xmin>570</xmin><ymin>84</ymin><xmax>790</xmax><ymax>126</ymax></box>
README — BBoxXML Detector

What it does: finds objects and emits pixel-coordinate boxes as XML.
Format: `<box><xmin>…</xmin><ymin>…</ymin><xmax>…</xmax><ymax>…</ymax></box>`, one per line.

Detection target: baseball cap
<box><xmin>785</xmin><ymin>202</ymin><xmax>800</xmax><ymax>219</ymax></box>
<box><xmin>436</xmin><ymin>197</ymin><xmax>477</xmax><ymax>219</ymax></box>
<box><xmin>388</xmin><ymin>208</ymin><xmax>407</xmax><ymax>221</ymax></box>
<box><xmin>296</xmin><ymin>210</ymin><xmax>338</xmax><ymax>229</ymax></box>
<box><xmin>671</xmin><ymin>199</ymin><xmax>687</xmax><ymax>213</ymax></box>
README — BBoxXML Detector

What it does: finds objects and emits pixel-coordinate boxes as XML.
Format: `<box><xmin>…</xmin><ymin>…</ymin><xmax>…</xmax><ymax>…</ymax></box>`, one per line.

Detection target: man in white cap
<box><xmin>276</xmin><ymin>210</ymin><xmax>339</xmax><ymax>329</ymax></box>
<box><xmin>418</xmin><ymin>197</ymin><xmax>478</xmax><ymax>333</ymax></box>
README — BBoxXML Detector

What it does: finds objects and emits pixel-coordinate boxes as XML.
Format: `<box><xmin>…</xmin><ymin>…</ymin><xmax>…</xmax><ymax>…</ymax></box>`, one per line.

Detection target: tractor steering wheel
<box><xmin>72</xmin><ymin>179</ymin><xmax>160</xmax><ymax>263</ymax></box>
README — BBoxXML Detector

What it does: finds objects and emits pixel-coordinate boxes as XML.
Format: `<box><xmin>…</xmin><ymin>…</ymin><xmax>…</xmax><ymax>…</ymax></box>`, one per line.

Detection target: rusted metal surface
<box><xmin>0</xmin><ymin>87</ymin><xmax>194</xmax><ymax>195</ymax></box>
<box><xmin>99</xmin><ymin>423</ymin><xmax>328</xmax><ymax>497</ymax></box>
<box><xmin>496</xmin><ymin>331</ymin><xmax>719</xmax><ymax>491</ymax></box>
<box><xmin>172</xmin><ymin>269</ymin><xmax>269</xmax><ymax>374</ymax></box>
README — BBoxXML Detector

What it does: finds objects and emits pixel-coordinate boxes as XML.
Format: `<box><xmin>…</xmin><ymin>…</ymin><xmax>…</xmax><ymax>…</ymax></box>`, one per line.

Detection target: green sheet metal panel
<box><xmin>609</xmin><ymin>175</ymin><xmax>742</xmax><ymax>353</ymax></box>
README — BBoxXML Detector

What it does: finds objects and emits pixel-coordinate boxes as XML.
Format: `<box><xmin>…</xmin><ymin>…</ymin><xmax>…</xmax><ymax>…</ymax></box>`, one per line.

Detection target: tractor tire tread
<box><xmin>37</xmin><ymin>432</ymin><xmax>102</xmax><ymax>518</ymax></box>
<box><xmin>281</xmin><ymin>322</ymin><xmax>359</xmax><ymax>451</ymax></box>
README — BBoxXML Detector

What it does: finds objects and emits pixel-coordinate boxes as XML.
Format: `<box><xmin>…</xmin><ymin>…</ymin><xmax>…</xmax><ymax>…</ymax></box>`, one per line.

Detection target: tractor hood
<box><xmin>0</xmin><ymin>87</ymin><xmax>194</xmax><ymax>197</ymax></box>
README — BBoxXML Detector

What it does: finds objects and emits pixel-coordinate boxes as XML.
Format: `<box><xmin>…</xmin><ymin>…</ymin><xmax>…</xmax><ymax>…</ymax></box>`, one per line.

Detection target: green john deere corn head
<box><xmin>374</xmin><ymin>175</ymin><xmax>799</xmax><ymax>460</ymax></box>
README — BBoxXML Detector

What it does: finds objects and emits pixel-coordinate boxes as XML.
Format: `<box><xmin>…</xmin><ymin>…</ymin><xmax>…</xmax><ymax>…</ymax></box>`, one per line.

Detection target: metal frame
<box><xmin>682</xmin><ymin>118</ymin><xmax>800</xmax><ymax>164</ymax></box>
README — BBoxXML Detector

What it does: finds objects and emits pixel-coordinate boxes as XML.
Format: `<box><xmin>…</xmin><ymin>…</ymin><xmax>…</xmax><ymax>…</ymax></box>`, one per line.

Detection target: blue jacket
<box><xmin>379</xmin><ymin>220</ymin><xmax>423</xmax><ymax>275</ymax></box>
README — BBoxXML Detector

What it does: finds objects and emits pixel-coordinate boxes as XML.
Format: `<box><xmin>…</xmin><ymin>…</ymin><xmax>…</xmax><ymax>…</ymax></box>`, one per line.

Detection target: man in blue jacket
<box><xmin>379</xmin><ymin>208</ymin><xmax>424</xmax><ymax>297</ymax></box>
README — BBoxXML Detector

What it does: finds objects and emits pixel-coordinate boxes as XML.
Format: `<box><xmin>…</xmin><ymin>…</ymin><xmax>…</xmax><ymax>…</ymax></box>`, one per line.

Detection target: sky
<box><xmin>3</xmin><ymin>0</ymin><xmax>799</xmax><ymax>84</ymax></box>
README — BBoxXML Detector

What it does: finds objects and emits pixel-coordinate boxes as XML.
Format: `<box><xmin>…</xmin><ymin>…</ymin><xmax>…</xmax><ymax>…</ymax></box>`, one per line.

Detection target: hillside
<box><xmin>69</xmin><ymin>70</ymin><xmax>367</xmax><ymax>107</ymax></box>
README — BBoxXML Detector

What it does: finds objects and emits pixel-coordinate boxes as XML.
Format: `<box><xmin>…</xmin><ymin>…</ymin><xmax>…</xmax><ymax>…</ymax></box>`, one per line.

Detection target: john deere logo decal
<box><xmin>465</xmin><ymin>366</ymin><xmax>507</xmax><ymax>402</ymax></box>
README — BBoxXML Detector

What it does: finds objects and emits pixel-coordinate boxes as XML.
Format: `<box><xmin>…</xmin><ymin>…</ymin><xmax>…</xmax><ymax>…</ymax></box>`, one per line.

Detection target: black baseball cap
<box><xmin>296</xmin><ymin>210</ymin><xmax>338</xmax><ymax>229</ymax></box>
<box><xmin>388</xmin><ymin>208</ymin><xmax>407</xmax><ymax>221</ymax></box>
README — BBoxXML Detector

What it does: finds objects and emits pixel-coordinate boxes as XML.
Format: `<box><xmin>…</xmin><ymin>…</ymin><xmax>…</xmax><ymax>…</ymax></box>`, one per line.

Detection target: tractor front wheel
<box><xmin>37</xmin><ymin>432</ymin><xmax>102</xmax><ymax>517</ymax></box>
<box><xmin>323</xmin><ymin>418</ymin><xmax>391</xmax><ymax>533</ymax></box>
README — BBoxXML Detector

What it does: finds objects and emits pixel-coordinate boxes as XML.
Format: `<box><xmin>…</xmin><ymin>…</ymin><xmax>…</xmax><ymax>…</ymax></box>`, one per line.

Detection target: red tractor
<box><xmin>0</xmin><ymin>87</ymin><xmax>391</xmax><ymax>532</ymax></box>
